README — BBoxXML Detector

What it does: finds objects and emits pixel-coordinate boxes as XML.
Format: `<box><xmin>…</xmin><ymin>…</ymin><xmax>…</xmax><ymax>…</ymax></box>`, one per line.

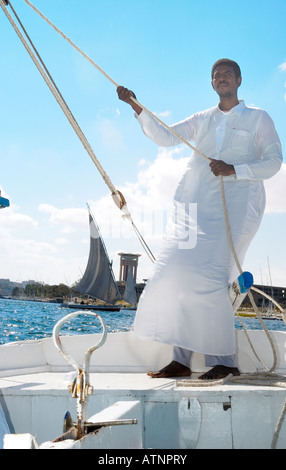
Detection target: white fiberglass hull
<box><xmin>0</xmin><ymin>329</ymin><xmax>286</xmax><ymax>449</ymax></box>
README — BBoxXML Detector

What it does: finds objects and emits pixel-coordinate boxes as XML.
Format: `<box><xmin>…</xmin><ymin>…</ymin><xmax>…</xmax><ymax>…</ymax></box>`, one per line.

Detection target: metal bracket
<box><xmin>53</xmin><ymin>310</ymin><xmax>137</xmax><ymax>440</ymax></box>
<box><xmin>53</xmin><ymin>310</ymin><xmax>107</xmax><ymax>438</ymax></box>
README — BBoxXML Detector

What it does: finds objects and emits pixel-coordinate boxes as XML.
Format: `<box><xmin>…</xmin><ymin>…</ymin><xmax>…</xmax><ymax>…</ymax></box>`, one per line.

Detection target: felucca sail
<box><xmin>75</xmin><ymin>207</ymin><xmax>120</xmax><ymax>304</ymax></box>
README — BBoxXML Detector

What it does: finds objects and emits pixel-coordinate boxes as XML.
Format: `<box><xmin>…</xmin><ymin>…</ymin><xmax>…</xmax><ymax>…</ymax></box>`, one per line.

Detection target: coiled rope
<box><xmin>1</xmin><ymin>0</ymin><xmax>285</xmax><ymax>449</ymax></box>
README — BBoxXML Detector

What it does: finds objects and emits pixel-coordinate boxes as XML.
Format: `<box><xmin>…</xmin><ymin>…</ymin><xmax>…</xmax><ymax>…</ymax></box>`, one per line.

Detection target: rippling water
<box><xmin>0</xmin><ymin>298</ymin><xmax>285</xmax><ymax>345</ymax></box>
<box><xmin>0</xmin><ymin>298</ymin><xmax>136</xmax><ymax>345</ymax></box>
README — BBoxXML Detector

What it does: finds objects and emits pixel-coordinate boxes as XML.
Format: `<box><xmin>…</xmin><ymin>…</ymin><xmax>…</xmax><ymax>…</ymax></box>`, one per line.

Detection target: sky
<box><xmin>0</xmin><ymin>0</ymin><xmax>285</xmax><ymax>288</ymax></box>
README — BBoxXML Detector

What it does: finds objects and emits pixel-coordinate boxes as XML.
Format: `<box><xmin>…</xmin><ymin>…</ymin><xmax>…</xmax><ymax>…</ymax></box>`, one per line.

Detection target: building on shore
<box><xmin>243</xmin><ymin>284</ymin><xmax>286</xmax><ymax>308</ymax></box>
<box><xmin>116</xmin><ymin>253</ymin><xmax>146</xmax><ymax>303</ymax></box>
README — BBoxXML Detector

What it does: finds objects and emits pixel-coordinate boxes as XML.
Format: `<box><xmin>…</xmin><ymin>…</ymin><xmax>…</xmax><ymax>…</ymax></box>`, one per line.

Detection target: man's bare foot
<box><xmin>147</xmin><ymin>360</ymin><xmax>191</xmax><ymax>378</ymax></box>
<box><xmin>198</xmin><ymin>365</ymin><xmax>240</xmax><ymax>380</ymax></box>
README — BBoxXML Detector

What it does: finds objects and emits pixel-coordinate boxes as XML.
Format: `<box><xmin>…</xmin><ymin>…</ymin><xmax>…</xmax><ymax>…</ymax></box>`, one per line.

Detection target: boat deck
<box><xmin>1</xmin><ymin>370</ymin><xmax>286</xmax><ymax>393</ymax></box>
<box><xmin>1</xmin><ymin>330</ymin><xmax>286</xmax><ymax>448</ymax></box>
<box><xmin>1</xmin><ymin>370</ymin><xmax>286</xmax><ymax>449</ymax></box>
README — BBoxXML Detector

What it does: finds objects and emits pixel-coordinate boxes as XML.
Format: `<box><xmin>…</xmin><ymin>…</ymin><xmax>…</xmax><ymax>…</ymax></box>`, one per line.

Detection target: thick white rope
<box><xmin>0</xmin><ymin>0</ymin><xmax>155</xmax><ymax>263</ymax></box>
<box><xmin>178</xmin><ymin>371</ymin><xmax>286</xmax><ymax>388</ymax></box>
<box><xmin>251</xmin><ymin>285</ymin><xmax>286</xmax><ymax>317</ymax></box>
<box><xmin>219</xmin><ymin>176</ymin><xmax>278</xmax><ymax>372</ymax></box>
<box><xmin>23</xmin><ymin>0</ymin><xmax>211</xmax><ymax>163</ymax></box>
<box><xmin>0</xmin><ymin>3</ymin><xmax>116</xmax><ymax>193</ymax></box>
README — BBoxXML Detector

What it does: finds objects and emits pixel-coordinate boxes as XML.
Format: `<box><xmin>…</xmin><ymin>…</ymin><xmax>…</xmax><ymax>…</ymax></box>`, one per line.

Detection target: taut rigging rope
<box><xmin>22</xmin><ymin>0</ymin><xmax>211</xmax><ymax>163</ymax></box>
<box><xmin>0</xmin><ymin>0</ymin><xmax>155</xmax><ymax>263</ymax></box>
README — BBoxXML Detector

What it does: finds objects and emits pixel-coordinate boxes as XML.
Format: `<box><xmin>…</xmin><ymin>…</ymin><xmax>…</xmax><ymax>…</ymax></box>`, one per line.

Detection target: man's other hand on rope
<box><xmin>117</xmin><ymin>86</ymin><xmax>143</xmax><ymax>115</ymax></box>
<box><xmin>209</xmin><ymin>159</ymin><xmax>236</xmax><ymax>177</ymax></box>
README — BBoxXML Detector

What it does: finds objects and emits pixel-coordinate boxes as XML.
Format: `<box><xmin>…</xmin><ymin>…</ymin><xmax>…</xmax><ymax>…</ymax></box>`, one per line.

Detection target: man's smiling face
<box><xmin>212</xmin><ymin>65</ymin><xmax>242</xmax><ymax>98</ymax></box>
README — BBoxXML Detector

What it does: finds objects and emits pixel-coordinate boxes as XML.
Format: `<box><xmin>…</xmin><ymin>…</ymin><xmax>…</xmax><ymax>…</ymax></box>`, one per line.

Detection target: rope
<box><xmin>219</xmin><ymin>176</ymin><xmax>278</xmax><ymax>372</ymax></box>
<box><xmin>0</xmin><ymin>0</ymin><xmax>155</xmax><ymax>264</ymax></box>
<box><xmin>251</xmin><ymin>285</ymin><xmax>286</xmax><ymax>318</ymax></box>
<box><xmin>0</xmin><ymin>2</ymin><xmax>116</xmax><ymax>193</ymax></box>
<box><xmin>23</xmin><ymin>0</ymin><xmax>211</xmax><ymax>163</ymax></box>
<box><xmin>178</xmin><ymin>371</ymin><xmax>286</xmax><ymax>388</ymax></box>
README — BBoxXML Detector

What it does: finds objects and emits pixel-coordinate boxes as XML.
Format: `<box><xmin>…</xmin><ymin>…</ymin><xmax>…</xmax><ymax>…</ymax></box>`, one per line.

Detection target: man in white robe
<box><xmin>117</xmin><ymin>59</ymin><xmax>282</xmax><ymax>379</ymax></box>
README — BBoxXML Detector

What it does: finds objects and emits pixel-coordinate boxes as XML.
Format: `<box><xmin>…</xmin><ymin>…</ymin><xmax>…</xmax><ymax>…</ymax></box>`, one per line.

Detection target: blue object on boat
<box><xmin>0</xmin><ymin>196</ymin><xmax>10</xmax><ymax>208</ymax></box>
<box><xmin>238</xmin><ymin>271</ymin><xmax>254</xmax><ymax>293</ymax></box>
<box><xmin>229</xmin><ymin>271</ymin><xmax>254</xmax><ymax>312</ymax></box>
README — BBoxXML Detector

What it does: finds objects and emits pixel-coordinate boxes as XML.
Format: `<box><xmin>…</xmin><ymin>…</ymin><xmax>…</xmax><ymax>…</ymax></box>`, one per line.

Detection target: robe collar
<box><xmin>216</xmin><ymin>100</ymin><xmax>245</xmax><ymax>116</ymax></box>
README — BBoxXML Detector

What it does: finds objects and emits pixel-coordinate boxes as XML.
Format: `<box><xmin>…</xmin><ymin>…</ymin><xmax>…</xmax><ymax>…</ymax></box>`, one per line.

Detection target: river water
<box><xmin>0</xmin><ymin>298</ymin><xmax>285</xmax><ymax>345</ymax></box>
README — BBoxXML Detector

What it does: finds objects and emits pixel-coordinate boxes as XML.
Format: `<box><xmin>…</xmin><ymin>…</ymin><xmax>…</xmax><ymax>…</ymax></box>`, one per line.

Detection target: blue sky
<box><xmin>0</xmin><ymin>0</ymin><xmax>285</xmax><ymax>287</ymax></box>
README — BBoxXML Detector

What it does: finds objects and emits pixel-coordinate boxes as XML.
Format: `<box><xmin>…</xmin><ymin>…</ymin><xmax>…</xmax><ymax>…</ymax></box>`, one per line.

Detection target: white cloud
<box><xmin>85</xmin><ymin>148</ymin><xmax>189</xmax><ymax>280</ymax></box>
<box><xmin>125</xmin><ymin>147</ymin><xmax>187</xmax><ymax>209</ymax></box>
<box><xmin>38</xmin><ymin>204</ymin><xmax>87</xmax><ymax>233</ymax></box>
<box><xmin>0</xmin><ymin>204</ymin><xmax>38</xmax><ymax>232</ymax></box>
<box><xmin>0</xmin><ymin>233</ymin><xmax>58</xmax><ymax>282</ymax></box>
<box><xmin>264</xmin><ymin>163</ymin><xmax>286</xmax><ymax>213</ymax></box>
<box><xmin>55</xmin><ymin>237</ymin><xmax>68</xmax><ymax>245</ymax></box>
<box><xmin>153</xmin><ymin>110</ymin><xmax>172</xmax><ymax>118</ymax></box>
<box><xmin>88</xmin><ymin>147</ymin><xmax>188</xmax><ymax>241</ymax></box>
<box><xmin>279</xmin><ymin>62</ymin><xmax>286</xmax><ymax>71</ymax></box>
<box><xmin>99</xmin><ymin>118</ymin><xmax>124</xmax><ymax>151</ymax></box>
<box><xmin>278</xmin><ymin>63</ymin><xmax>286</xmax><ymax>102</ymax></box>
<box><xmin>1</xmin><ymin>152</ymin><xmax>285</xmax><ymax>285</ymax></box>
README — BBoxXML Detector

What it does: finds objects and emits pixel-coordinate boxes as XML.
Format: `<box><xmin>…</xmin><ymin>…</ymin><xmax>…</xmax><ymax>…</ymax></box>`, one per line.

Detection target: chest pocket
<box><xmin>228</xmin><ymin>128</ymin><xmax>251</xmax><ymax>155</ymax></box>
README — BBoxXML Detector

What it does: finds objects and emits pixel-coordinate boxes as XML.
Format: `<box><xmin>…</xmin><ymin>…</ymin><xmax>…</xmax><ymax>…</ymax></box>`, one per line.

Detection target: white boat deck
<box><xmin>1</xmin><ymin>330</ymin><xmax>286</xmax><ymax>449</ymax></box>
<box><xmin>1</xmin><ymin>369</ymin><xmax>285</xmax><ymax>394</ymax></box>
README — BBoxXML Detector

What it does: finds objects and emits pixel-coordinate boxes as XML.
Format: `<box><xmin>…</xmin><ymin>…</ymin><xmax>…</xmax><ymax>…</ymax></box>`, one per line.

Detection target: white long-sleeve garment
<box><xmin>133</xmin><ymin>101</ymin><xmax>282</xmax><ymax>356</ymax></box>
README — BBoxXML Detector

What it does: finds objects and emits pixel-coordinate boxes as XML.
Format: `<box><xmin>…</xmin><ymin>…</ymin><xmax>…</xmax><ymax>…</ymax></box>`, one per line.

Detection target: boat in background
<box><xmin>62</xmin><ymin>302</ymin><xmax>121</xmax><ymax>311</ymax></box>
<box><xmin>75</xmin><ymin>205</ymin><xmax>121</xmax><ymax>305</ymax></box>
<box><xmin>64</xmin><ymin>205</ymin><xmax>138</xmax><ymax>311</ymax></box>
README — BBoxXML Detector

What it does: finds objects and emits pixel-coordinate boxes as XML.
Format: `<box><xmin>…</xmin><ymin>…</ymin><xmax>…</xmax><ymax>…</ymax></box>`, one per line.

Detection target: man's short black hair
<box><xmin>211</xmin><ymin>59</ymin><xmax>241</xmax><ymax>79</ymax></box>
